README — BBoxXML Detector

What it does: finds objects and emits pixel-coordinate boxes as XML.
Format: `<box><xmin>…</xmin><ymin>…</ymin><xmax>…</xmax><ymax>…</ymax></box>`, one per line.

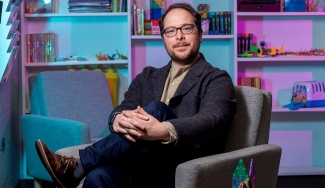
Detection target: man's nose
<box><xmin>175</xmin><ymin>28</ymin><xmax>184</xmax><ymax>40</ymax></box>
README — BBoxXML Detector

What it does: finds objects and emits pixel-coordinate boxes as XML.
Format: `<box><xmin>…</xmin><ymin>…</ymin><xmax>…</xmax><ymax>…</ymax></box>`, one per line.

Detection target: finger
<box><xmin>124</xmin><ymin>134</ymin><xmax>136</xmax><ymax>142</ymax></box>
<box><xmin>124</xmin><ymin>108</ymin><xmax>149</xmax><ymax>121</ymax></box>
<box><xmin>115</xmin><ymin>126</ymin><xmax>128</xmax><ymax>134</ymax></box>
<box><xmin>126</xmin><ymin>128</ymin><xmax>142</xmax><ymax>137</ymax></box>
<box><xmin>119</xmin><ymin>117</ymin><xmax>143</xmax><ymax>130</ymax></box>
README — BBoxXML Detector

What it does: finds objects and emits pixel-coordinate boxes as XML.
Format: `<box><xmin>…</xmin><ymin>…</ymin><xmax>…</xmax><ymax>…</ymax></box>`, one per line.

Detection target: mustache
<box><xmin>173</xmin><ymin>43</ymin><xmax>189</xmax><ymax>48</ymax></box>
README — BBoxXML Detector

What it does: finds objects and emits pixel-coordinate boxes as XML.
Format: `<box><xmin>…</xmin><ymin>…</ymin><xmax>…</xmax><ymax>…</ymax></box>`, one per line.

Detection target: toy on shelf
<box><xmin>112</xmin><ymin>49</ymin><xmax>128</xmax><ymax>60</ymax></box>
<box><xmin>55</xmin><ymin>56</ymin><xmax>87</xmax><ymax>62</ymax></box>
<box><xmin>283</xmin><ymin>81</ymin><xmax>325</xmax><ymax>110</ymax></box>
<box><xmin>25</xmin><ymin>0</ymin><xmax>54</xmax><ymax>13</ymax></box>
<box><xmin>308</xmin><ymin>0</ymin><xmax>325</xmax><ymax>12</ymax></box>
<box><xmin>95</xmin><ymin>52</ymin><xmax>110</xmax><ymax>61</ymax></box>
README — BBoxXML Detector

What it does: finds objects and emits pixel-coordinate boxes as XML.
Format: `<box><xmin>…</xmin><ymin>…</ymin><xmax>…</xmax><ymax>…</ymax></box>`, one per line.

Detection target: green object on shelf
<box><xmin>238</xmin><ymin>53</ymin><xmax>253</xmax><ymax>57</ymax></box>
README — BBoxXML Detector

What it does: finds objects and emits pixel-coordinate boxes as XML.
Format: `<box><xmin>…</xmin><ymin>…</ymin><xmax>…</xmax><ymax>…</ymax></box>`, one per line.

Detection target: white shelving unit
<box><xmin>20</xmin><ymin>0</ymin><xmax>131</xmax><ymax>114</ymax></box>
<box><xmin>234</xmin><ymin>1</ymin><xmax>325</xmax><ymax>175</ymax></box>
<box><xmin>19</xmin><ymin>0</ymin><xmax>131</xmax><ymax>179</ymax></box>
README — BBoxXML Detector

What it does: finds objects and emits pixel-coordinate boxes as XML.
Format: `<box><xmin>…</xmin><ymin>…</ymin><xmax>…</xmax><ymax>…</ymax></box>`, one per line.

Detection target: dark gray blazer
<box><xmin>113</xmin><ymin>53</ymin><xmax>236</xmax><ymax>157</ymax></box>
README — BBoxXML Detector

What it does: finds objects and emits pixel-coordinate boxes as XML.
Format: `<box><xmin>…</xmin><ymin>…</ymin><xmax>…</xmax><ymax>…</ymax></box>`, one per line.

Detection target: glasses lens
<box><xmin>165</xmin><ymin>28</ymin><xmax>176</xmax><ymax>37</ymax></box>
<box><xmin>181</xmin><ymin>25</ymin><xmax>194</xmax><ymax>34</ymax></box>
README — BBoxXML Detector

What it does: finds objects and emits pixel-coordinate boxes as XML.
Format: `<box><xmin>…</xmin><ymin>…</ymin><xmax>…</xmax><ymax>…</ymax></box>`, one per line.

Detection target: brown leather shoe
<box><xmin>35</xmin><ymin>139</ymin><xmax>79</xmax><ymax>188</ymax></box>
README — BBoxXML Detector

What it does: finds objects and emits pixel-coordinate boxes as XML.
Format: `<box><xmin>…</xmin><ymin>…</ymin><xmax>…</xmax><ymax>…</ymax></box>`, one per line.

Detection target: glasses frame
<box><xmin>163</xmin><ymin>24</ymin><xmax>198</xmax><ymax>38</ymax></box>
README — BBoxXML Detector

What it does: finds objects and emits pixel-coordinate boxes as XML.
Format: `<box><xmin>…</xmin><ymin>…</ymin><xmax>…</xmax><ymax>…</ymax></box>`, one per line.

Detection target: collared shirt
<box><xmin>160</xmin><ymin>56</ymin><xmax>199</xmax><ymax>144</ymax></box>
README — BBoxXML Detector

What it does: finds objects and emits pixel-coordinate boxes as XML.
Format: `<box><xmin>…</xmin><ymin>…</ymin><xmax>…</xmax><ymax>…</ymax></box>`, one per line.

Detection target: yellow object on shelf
<box><xmin>104</xmin><ymin>68</ymin><xmax>118</xmax><ymax>107</ymax></box>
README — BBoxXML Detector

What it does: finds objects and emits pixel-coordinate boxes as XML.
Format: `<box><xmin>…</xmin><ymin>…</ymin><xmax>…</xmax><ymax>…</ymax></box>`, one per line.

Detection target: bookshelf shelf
<box><xmin>24</xmin><ymin>12</ymin><xmax>128</xmax><ymax>17</ymax></box>
<box><xmin>237</xmin><ymin>56</ymin><xmax>325</xmax><ymax>62</ymax></box>
<box><xmin>237</xmin><ymin>12</ymin><xmax>325</xmax><ymax>16</ymax></box>
<box><xmin>279</xmin><ymin>166</ymin><xmax>325</xmax><ymax>176</ymax></box>
<box><xmin>131</xmin><ymin>35</ymin><xmax>234</xmax><ymax>40</ymax></box>
<box><xmin>24</xmin><ymin>60</ymin><xmax>128</xmax><ymax>67</ymax></box>
<box><xmin>272</xmin><ymin>105</ymin><xmax>325</xmax><ymax>112</ymax></box>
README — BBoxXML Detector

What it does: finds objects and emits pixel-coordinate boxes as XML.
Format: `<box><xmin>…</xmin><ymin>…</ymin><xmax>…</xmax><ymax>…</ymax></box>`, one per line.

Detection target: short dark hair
<box><xmin>159</xmin><ymin>3</ymin><xmax>202</xmax><ymax>37</ymax></box>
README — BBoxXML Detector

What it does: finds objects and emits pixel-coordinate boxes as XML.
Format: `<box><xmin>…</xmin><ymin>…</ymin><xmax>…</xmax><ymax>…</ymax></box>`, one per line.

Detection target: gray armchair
<box><xmin>21</xmin><ymin>70</ymin><xmax>114</xmax><ymax>187</ymax></box>
<box><xmin>175</xmin><ymin>86</ymin><xmax>282</xmax><ymax>188</ymax></box>
<box><xmin>56</xmin><ymin>85</ymin><xmax>281</xmax><ymax>188</ymax></box>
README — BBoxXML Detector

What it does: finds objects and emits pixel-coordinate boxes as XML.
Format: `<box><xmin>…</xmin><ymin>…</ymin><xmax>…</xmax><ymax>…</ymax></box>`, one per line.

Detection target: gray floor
<box><xmin>16</xmin><ymin>175</ymin><xmax>325</xmax><ymax>188</ymax></box>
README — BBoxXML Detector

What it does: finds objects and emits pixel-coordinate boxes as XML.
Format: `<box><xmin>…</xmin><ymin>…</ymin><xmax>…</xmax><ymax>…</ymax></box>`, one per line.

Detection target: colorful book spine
<box><xmin>224</xmin><ymin>12</ymin><xmax>228</xmax><ymax>35</ymax></box>
<box><xmin>49</xmin><ymin>33</ymin><xmax>55</xmax><ymax>62</ymax></box>
<box><xmin>216</xmin><ymin>12</ymin><xmax>220</xmax><ymax>34</ymax></box>
<box><xmin>227</xmin><ymin>11</ymin><xmax>231</xmax><ymax>34</ymax></box>
<box><xmin>133</xmin><ymin>3</ymin><xmax>137</xmax><ymax>35</ymax></box>
<box><xmin>244</xmin><ymin>34</ymin><xmax>249</xmax><ymax>52</ymax></box>
<box><xmin>219</xmin><ymin>12</ymin><xmax>224</xmax><ymax>34</ymax></box>
<box><xmin>36</xmin><ymin>34</ymin><xmax>41</xmax><ymax>62</ymax></box>
<box><xmin>26</xmin><ymin>34</ymin><xmax>31</xmax><ymax>63</ymax></box>
<box><xmin>32</xmin><ymin>34</ymin><xmax>36</xmax><ymax>63</ymax></box>
<box><xmin>112</xmin><ymin>0</ymin><xmax>119</xmax><ymax>12</ymax></box>
<box><xmin>249</xmin><ymin>33</ymin><xmax>253</xmax><ymax>51</ymax></box>
<box><xmin>137</xmin><ymin>9</ymin><xmax>144</xmax><ymax>35</ymax></box>
<box><xmin>237</xmin><ymin>34</ymin><xmax>242</xmax><ymax>54</ymax></box>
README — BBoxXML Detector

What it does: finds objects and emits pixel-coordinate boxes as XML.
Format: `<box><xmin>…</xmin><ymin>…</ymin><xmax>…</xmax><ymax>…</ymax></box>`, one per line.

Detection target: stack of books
<box><xmin>237</xmin><ymin>33</ymin><xmax>253</xmax><ymax>54</ymax></box>
<box><xmin>68</xmin><ymin>0</ymin><xmax>113</xmax><ymax>13</ymax></box>
<box><xmin>237</xmin><ymin>77</ymin><xmax>261</xmax><ymax>89</ymax></box>
<box><xmin>26</xmin><ymin>33</ymin><xmax>56</xmax><ymax>63</ymax></box>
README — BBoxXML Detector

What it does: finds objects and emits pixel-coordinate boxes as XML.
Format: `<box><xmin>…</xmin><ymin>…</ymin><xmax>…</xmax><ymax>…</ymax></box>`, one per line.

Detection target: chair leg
<box><xmin>34</xmin><ymin>178</ymin><xmax>43</xmax><ymax>188</ymax></box>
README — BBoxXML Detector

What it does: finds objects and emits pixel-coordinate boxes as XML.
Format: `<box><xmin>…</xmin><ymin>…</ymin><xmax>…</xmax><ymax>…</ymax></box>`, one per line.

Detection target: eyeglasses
<box><xmin>163</xmin><ymin>24</ymin><xmax>198</xmax><ymax>37</ymax></box>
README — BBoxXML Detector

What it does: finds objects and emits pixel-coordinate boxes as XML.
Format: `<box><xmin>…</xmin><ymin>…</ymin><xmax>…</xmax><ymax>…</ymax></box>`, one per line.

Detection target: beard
<box><xmin>165</xmin><ymin>42</ymin><xmax>200</xmax><ymax>64</ymax></box>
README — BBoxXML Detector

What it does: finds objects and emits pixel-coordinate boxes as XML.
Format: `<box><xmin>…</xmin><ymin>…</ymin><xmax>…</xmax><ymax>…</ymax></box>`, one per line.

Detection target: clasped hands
<box><xmin>113</xmin><ymin>106</ymin><xmax>170</xmax><ymax>142</ymax></box>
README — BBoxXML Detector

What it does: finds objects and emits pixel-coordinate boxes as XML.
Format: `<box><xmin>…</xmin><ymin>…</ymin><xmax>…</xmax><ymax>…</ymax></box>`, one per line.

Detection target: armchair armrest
<box><xmin>21</xmin><ymin>114</ymin><xmax>90</xmax><ymax>180</ymax></box>
<box><xmin>175</xmin><ymin>144</ymin><xmax>282</xmax><ymax>188</ymax></box>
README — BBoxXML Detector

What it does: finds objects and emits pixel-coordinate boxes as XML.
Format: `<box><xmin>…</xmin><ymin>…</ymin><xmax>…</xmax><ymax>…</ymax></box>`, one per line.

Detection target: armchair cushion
<box><xmin>175</xmin><ymin>144</ymin><xmax>282</xmax><ymax>188</ymax></box>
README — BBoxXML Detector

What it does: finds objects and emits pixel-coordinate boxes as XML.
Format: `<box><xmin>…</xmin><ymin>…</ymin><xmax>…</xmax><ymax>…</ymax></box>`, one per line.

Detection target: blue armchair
<box><xmin>21</xmin><ymin>70</ymin><xmax>114</xmax><ymax>187</ymax></box>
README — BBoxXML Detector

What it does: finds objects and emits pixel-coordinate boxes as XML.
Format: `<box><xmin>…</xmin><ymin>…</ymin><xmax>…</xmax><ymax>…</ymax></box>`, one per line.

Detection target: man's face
<box><xmin>162</xmin><ymin>8</ymin><xmax>202</xmax><ymax>65</ymax></box>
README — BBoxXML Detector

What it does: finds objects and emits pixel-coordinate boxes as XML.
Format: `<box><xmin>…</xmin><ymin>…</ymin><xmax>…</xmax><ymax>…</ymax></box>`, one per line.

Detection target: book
<box><xmin>216</xmin><ymin>12</ymin><xmax>220</xmax><ymax>34</ymax></box>
<box><xmin>26</xmin><ymin>34</ymin><xmax>31</xmax><ymax>63</ymax></box>
<box><xmin>208</xmin><ymin>12</ymin><xmax>216</xmax><ymax>32</ymax></box>
<box><xmin>227</xmin><ymin>11</ymin><xmax>231</xmax><ymax>34</ymax></box>
<box><xmin>219</xmin><ymin>12</ymin><xmax>224</xmax><ymax>34</ymax></box>
<box><xmin>133</xmin><ymin>3</ymin><xmax>137</xmax><ymax>35</ymax></box>
<box><xmin>237</xmin><ymin>34</ymin><xmax>242</xmax><ymax>54</ymax></box>
<box><xmin>137</xmin><ymin>9</ymin><xmax>144</xmax><ymax>35</ymax></box>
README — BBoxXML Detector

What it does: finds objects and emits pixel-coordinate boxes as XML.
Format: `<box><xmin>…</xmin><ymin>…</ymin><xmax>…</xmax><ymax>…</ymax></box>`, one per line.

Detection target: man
<box><xmin>35</xmin><ymin>3</ymin><xmax>236</xmax><ymax>188</ymax></box>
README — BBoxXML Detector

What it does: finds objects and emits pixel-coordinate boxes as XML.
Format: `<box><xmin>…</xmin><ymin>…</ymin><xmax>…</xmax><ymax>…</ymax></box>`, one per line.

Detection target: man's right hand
<box><xmin>113</xmin><ymin>106</ymin><xmax>149</xmax><ymax>142</ymax></box>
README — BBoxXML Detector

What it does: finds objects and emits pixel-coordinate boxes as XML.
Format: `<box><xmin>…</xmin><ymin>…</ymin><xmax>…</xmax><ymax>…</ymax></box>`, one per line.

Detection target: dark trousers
<box><xmin>80</xmin><ymin>101</ymin><xmax>178</xmax><ymax>188</ymax></box>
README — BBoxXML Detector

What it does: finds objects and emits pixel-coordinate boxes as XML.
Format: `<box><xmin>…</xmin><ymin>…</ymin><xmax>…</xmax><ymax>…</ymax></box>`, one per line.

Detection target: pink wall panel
<box><xmin>131</xmin><ymin>40</ymin><xmax>147</xmax><ymax>79</ymax></box>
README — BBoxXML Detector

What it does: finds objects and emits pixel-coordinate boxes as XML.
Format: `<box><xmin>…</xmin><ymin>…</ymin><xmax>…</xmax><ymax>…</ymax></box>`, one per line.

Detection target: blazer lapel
<box><xmin>151</xmin><ymin>61</ymin><xmax>172</xmax><ymax>100</ymax></box>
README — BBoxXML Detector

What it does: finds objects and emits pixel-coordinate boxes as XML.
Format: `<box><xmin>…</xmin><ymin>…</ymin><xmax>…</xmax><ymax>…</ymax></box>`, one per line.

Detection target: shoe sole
<box><xmin>35</xmin><ymin>139</ymin><xmax>66</xmax><ymax>188</ymax></box>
